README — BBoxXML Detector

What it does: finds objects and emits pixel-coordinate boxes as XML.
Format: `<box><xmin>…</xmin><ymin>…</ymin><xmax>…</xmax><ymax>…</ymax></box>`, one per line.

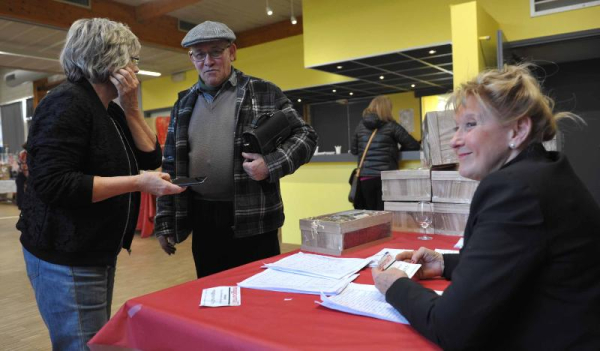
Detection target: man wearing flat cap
<box><xmin>155</xmin><ymin>21</ymin><xmax>317</xmax><ymax>277</ymax></box>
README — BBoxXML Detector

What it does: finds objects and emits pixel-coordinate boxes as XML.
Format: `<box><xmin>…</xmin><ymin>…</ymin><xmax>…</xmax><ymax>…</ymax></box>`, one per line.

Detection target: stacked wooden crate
<box><xmin>299</xmin><ymin>210</ymin><xmax>392</xmax><ymax>256</ymax></box>
<box><xmin>383</xmin><ymin>110</ymin><xmax>479</xmax><ymax>236</ymax></box>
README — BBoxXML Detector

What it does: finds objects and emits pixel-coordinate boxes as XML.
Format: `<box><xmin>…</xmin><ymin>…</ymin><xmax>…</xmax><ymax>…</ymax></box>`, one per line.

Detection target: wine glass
<box><xmin>414</xmin><ymin>201</ymin><xmax>433</xmax><ymax>240</ymax></box>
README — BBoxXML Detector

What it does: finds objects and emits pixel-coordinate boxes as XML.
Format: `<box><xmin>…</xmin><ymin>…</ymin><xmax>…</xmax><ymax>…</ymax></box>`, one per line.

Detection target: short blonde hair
<box><xmin>60</xmin><ymin>18</ymin><xmax>141</xmax><ymax>83</ymax></box>
<box><xmin>448</xmin><ymin>64</ymin><xmax>580</xmax><ymax>143</ymax></box>
<box><xmin>363</xmin><ymin>95</ymin><xmax>394</xmax><ymax>122</ymax></box>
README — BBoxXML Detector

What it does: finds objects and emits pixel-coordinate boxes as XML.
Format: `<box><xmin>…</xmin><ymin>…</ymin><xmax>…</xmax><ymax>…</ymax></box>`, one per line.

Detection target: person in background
<box><xmin>18</xmin><ymin>18</ymin><xmax>184</xmax><ymax>350</ymax></box>
<box><xmin>351</xmin><ymin>95</ymin><xmax>420</xmax><ymax>210</ymax></box>
<box><xmin>15</xmin><ymin>143</ymin><xmax>28</xmax><ymax>209</ymax></box>
<box><xmin>372</xmin><ymin>64</ymin><xmax>600</xmax><ymax>350</ymax></box>
<box><xmin>154</xmin><ymin>21</ymin><xmax>317</xmax><ymax>278</ymax></box>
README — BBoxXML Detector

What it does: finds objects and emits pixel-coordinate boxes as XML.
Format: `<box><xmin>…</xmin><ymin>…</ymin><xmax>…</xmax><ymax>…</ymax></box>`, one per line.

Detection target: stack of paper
<box><xmin>318</xmin><ymin>283</ymin><xmax>409</xmax><ymax>324</ymax></box>
<box><xmin>238</xmin><ymin>268</ymin><xmax>358</xmax><ymax>295</ymax></box>
<box><xmin>263</xmin><ymin>252</ymin><xmax>370</xmax><ymax>280</ymax></box>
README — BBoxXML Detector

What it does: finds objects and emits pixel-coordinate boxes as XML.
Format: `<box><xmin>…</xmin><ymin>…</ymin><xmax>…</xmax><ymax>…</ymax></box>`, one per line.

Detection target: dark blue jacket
<box><xmin>351</xmin><ymin>113</ymin><xmax>420</xmax><ymax>176</ymax></box>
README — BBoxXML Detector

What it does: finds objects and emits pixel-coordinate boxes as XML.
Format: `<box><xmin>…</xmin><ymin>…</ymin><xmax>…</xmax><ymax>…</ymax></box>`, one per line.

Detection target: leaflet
<box><xmin>200</xmin><ymin>286</ymin><xmax>241</xmax><ymax>307</ymax></box>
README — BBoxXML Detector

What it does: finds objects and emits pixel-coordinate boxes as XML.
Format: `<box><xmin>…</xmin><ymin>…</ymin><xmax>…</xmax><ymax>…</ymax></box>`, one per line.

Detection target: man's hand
<box><xmin>242</xmin><ymin>152</ymin><xmax>269</xmax><ymax>181</ymax></box>
<box><xmin>372</xmin><ymin>267</ymin><xmax>408</xmax><ymax>295</ymax></box>
<box><xmin>158</xmin><ymin>235</ymin><xmax>176</xmax><ymax>255</ymax></box>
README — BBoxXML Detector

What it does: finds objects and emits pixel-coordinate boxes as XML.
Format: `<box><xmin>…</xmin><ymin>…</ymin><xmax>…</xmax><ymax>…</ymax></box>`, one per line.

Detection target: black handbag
<box><xmin>242</xmin><ymin>110</ymin><xmax>291</xmax><ymax>154</ymax></box>
<box><xmin>348</xmin><ymin>129</ymin><xmax>378</xmax><ymax>203</ymax></box>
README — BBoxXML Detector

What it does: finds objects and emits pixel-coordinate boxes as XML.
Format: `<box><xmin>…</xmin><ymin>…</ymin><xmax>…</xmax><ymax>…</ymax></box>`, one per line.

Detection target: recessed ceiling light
<box><xmin>137</xmin><ymin>70</ymin><xmax>161</xmax><ymax>77</ymax></box>
<box><xmin>429</xmin><ymin>49</ymin><xmax>436</xmax><ymax>54</ymax></box>
<box><xmin>332</xmin><ymin>89</ymin><xmax>337</xmax><ymax>93</ymax></box>
<box><xmin>337</xmin><ymin>65</ymin><xmax>343</xmax><ymax>69</ymax></box>
<box><xmin>411</xmin><ymin>84</ymin><xmax>416</xmax><ymax>88</ymax></box>
<box><xmin>379</xmin><ymin>76</ymin><xmax>385</xmax><ymax>80</ymax></box>
<box><xmin>297</xmin><ymin>99</ymin><xmax>302</xmax><ymax>102</ymax></box>
<box><xmin>349</xmin><ymin>92</ymin><xmax>354</xmax><ymax>96</ymax></box>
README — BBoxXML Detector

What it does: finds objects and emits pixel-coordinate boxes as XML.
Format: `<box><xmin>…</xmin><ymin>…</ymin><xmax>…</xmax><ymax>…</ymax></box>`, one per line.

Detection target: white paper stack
<box><xmin>318</xmin><ymin>283</ymin><xmax>409</xmax><ymax>324</ymax></box>
<box><xmin>238</xmin><ymin>268</ymin><xmax>358</xmax><ymax>295</ymax></box>
<box><xmin>262</xmin><ymin>252</ymin><xmax>370</xmax><ymax>280</ymax></box>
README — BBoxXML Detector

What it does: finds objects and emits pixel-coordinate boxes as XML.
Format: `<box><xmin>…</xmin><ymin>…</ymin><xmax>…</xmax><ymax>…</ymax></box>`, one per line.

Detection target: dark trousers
<box><xmin>191</xmin><ymin>198</ymin><xmax>280</xmax><ymax>278</ymax></box>
<box><xmin>354</xmin><ymin>177</ymin><xmax>384</xmax><ymax>211</ymax></box>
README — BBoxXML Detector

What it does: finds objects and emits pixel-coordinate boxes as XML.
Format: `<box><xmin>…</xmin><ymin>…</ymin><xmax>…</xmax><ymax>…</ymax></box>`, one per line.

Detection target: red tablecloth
<box><xmin>89</xmin><ymin>232</ymin><xmax>460</xmax><ymax>351</ymax></box>
<box><xmin>135</xmin><ymin>192</ymin><xmax>156</xmax><ymax>238</ymax></box>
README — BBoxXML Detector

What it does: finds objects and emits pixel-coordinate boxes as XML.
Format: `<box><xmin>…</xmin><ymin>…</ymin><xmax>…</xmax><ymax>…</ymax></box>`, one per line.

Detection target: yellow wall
<box><xmin>450</xmin><ymin>1</ymin><xmax>499</xmax><ymax>87</ymax></box>
<box><xmin>303</xmin><ymin>0</ymin><xmax>461</xmax><ymax>67</ymax></box>
<box><xmin>280</xmin><ymin>162</ymin><xmax>355</xmax><ymax>245</ymax></box>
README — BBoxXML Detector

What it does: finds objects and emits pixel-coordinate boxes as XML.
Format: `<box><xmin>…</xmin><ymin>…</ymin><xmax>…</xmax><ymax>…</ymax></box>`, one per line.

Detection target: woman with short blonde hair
<box><xmin>373</xmin><ymin>65</ymin><xmax>600</xmax><ymax>350</ymax></box>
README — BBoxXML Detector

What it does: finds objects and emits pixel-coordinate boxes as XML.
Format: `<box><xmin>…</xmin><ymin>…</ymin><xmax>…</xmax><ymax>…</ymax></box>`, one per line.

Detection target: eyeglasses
<box><xmin>189</xmin><ymin>44</ymin><xmax>231</xmax><ymax>62</ymax></box>
<box><xmin>131</xmin><ymin>56</ymin><xmax>140</xmax><ymax>65</ymax></box>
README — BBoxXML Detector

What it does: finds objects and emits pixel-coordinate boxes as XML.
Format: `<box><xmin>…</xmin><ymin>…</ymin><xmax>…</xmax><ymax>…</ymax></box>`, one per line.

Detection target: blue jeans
<box><xmin>23</xmin><ymin>247</ymin><xmax>116</xmax><ymax>351</ymax></box>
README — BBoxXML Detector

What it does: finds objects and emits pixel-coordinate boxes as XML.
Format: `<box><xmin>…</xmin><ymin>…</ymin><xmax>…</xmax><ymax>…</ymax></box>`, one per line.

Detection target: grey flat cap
<box><xmin>181</xmin><ymin>21</ymin><xmax>236</xmax><ymax>47</ymax></box>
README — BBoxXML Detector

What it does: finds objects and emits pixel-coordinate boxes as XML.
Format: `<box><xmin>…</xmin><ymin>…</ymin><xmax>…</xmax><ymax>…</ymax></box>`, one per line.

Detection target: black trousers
<box><xmin>191</xmin><ymin>198</ymin><xmax>280</xmax><ymax>278</ymax></box>
<box><xmin>354</xmin><ymin>177</ymin><xmax>384</xmax><ymax>211</ymax></box>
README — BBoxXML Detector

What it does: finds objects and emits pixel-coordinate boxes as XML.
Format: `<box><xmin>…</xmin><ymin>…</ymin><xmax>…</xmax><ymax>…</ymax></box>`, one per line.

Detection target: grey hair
<box><xmin>448</xmin><ymin>64</ymin><xmax>582</xmax><ymax>143</ymax></box>
<box><xmin>60</xmin><ymin>18</ymin><xmax>141</xmax><ymax>83</ymax></box>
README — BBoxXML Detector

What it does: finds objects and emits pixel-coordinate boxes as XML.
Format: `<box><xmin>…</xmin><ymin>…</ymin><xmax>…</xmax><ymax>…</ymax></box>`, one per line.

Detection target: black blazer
<box><xmin>386</xmin><ymin>143</ymin><xmax>600</xmax><ymax>350</ymax></box>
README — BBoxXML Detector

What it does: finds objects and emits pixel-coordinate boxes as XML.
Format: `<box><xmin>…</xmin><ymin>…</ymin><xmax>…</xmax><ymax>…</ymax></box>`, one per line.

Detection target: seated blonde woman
<box><xmin>372</xmin><ymin>64</ymin><xmax>600</xmax><ymax>350</ymax></box>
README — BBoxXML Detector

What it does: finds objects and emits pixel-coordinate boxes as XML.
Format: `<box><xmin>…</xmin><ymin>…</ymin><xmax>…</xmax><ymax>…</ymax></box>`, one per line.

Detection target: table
<box><xmin>89</xmin><ymin>232</ymin><xmax>460</xmax><ymax>350</ymax></box>
<box><xmin>135</xmin><ymin>192</ymin><xmax>156</xmax><ymax>238</ymax></box>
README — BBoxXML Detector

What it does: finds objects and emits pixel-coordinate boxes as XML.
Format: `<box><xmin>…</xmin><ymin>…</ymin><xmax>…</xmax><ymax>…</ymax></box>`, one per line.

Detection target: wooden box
<box><xmin>431</xmin><ymin>170</ymin><xmax>479</xmax><ymax>204</ymax></box>
<box><xmin>300</xmin><ymin>210</ymin><xmax>392</xmax><ymax>256</ymax></box>
<box><xmin>381</xmin><ymin>169</ymin><xmax>431</xmax><ymax>202</ymax></box>
<box><xmin>432</xmin><ymin>203</ymin><xmax>470</xmax><ymax>236</ymax></box>
<box><xmin>384</xmin><ymin>201</ymin><xmax>434</xmax><ymax>234</ymax></box>
<box><xmin>423</xmin><ymin>111</ymin><xmax>458</xmax><ymax>167</ymax></box>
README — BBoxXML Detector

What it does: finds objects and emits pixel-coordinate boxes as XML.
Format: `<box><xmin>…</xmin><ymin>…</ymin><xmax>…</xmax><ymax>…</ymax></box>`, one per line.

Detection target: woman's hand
<box><xmin>136</xmin><ymin>172</ymin><xmax>185</xmax><ymax>196</ymax></box>
<box><xmin>397</xmin><ymin>247</ymin><xmax>444</xmax><ymax>280</ymax></box>
<box><xmin>109</xmin><ymin>67</ymin><xmax>140</xmax><ymax>113</ymax></box>
<box><xmin>372</xmin><ymin>267</ymin><xmax>408</xmax><ymax>295</ymax></box>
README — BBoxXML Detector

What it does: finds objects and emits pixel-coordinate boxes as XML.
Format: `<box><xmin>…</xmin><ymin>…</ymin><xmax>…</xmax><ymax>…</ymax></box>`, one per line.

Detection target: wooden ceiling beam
<box><xmin>0</xmin><ymin>0</ymin><xmax>303</xmax><ymax>51</ymax></box>
<box><xmin>0</xmin><ymin>0</ymin><xmax>186</xmax><ymax>51</ymax></box>
<box><xmin>135</xmin><ymin>0</ymin><xmax>202</xmax><ymax>23</ymax></box>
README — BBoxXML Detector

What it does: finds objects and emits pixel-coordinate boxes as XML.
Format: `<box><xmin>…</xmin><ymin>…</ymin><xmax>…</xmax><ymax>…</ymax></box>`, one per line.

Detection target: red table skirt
<box><xmin>135</xmin><ymin>192</ymin><xmax>156</xmax><ymax>238</ymax></box>
<box><xmin>90</xmin><ymin>232</ymin><xmax>460</xmax><ymax>350</ymax></box>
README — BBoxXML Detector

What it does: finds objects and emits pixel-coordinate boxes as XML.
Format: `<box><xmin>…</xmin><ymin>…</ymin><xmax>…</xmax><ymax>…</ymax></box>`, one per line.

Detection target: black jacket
<box><xmin>18</xmin><ymin>79</ymin><xmax>162</xmax><ymax>266</ymax></box>
<box><xmin>386</xmin><ymin>143</ymin><xmax>600</xmax><ymax>350</ymax></box>
<box><xmin>351</xmin><ymin>114</ymin><xmax>420</xmax><ymax>176</ymax></box>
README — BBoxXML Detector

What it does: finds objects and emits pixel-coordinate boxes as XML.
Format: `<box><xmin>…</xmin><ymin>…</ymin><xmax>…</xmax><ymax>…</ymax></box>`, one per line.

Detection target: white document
<box><xmin>366</xmin><ymin>248</ymin><xmax>413</xmax><ymax>267</ymax></box>
<box><xmin>263</xmin><ymin>252</ymin><xmax>370</xmax><ymax>280</ymax></box>
<box><xmin>454</xmin><ymin>237</ymin><xmax>464</xmax><ymax>249</ymax></box>
<box><xmin>387</xmin><ymin>261</ymin><xmax>421</xmax><ymax>279</ymax></box>
<box><xmin>318</xmin><ymin>283</ymin><xmax>409</xmax><ymax>324</ymax></box>
<box><xmin>238</xmin><ymin>268</ymin><xmax>358</xmax><ymax>295</ymax></box>
<box><xmin>435</xmin><ymin>249</ymin><xmax>460</xmax><ymax>254</ymax></box>
<box><xmin>200</xmin><ymin>286</ymin><xmax>241</xmax><ymax>307</ymax></box>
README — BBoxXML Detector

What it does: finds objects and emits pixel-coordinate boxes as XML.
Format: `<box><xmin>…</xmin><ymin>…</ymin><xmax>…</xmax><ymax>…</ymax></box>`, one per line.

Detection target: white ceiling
<box><xmin>0</xmin><ymin>0</ymin><xmax>303</xmax><ymax>82</ymax></box>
